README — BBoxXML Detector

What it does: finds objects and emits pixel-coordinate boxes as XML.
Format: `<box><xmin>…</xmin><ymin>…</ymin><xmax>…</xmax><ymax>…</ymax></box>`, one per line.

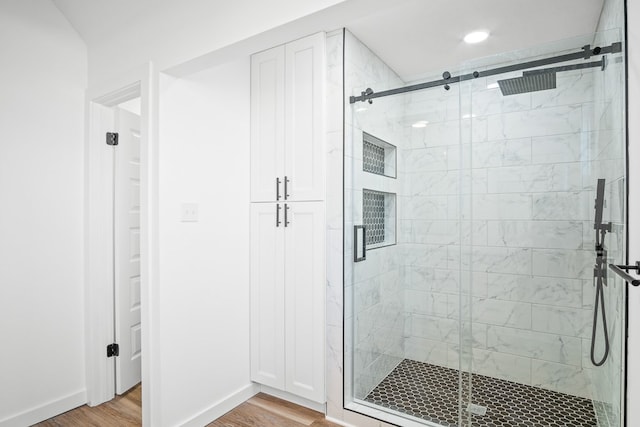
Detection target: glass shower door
<box><xmin>344</xmin><ymin>28</ymin><xmax>625</xmax><ymax>427</ymax></box>
<box><xmin>345</xmin><ymin>92</ymin><xmax>407</xmax><ymax>415</ymax></box>
<box><xmin>344</xmin><ymin>27</ymin><xmax>472</xmax><ymax>425</ymax></box>
<box><xmin>460</xmin><ymin>31</ymin><xmax>626</xmax><ymax>427</ymax></box>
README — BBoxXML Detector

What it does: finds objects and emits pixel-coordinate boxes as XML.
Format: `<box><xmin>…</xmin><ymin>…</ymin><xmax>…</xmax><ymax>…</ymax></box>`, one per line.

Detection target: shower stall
<box><xmin>344</xmin><ymin>29</ymin><xmax>626</xmax><ymax>427</ymax></box>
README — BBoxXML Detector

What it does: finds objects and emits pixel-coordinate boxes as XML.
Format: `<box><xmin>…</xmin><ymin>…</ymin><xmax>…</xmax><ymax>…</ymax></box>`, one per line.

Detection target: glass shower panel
<box><xmin>344</xmin><ymin>30</ymin><xmax>469</xmax><ymax>426</ymax></box>
<box><xmin>460</xmin><ymin>31</ymin><xmax>626</xmax><ymax>427</ymax></box>
<box><xmin>457</xmin><ymin>72</ymin><xmax>476</xmax><ymax>427</ymax></box>
<box><xmin>343</xmin><ymin>44</ymin><xmax>409</xmax><ymax>418</ymax></box>
<box><xmin>587</xmin><ymin>28</ymin><xmax>626</xmax><ymax>427</ymax></box>
<box><xmin>346</xmin><ymin>93</ymin><xmax>406</xmax><ymax>410</ymax></box>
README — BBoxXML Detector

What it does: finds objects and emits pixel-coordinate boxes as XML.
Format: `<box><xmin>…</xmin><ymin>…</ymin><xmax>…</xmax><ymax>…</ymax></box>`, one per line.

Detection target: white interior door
<box><xmin>114</xmin><ymin>107</ymin><xmax>142</xmax><ymax>394</ymax></box>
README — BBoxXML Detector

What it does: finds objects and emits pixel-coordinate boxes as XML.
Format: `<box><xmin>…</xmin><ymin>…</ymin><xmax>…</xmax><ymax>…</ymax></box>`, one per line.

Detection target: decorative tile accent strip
<box><xmin>364</xmin><ymin>359</ymin><xmax>597</xmax><ymax>427</ymax></box>
<box><xmin>363</xmin><ymin>189</ymin><xmax>385</xmax><ymax>245</ymax></box>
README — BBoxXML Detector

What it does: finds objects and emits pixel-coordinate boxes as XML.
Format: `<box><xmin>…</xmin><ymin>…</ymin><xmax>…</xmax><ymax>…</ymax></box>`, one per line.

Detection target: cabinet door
<box><xmin>250</xmin><ymin>203</ymin><xmax>285</xmax><ymax>388</ymax></box>
<box><xmin>284</xmin><ymin>33</ymin><xmax>325</xmax><ymax>202</ymax></box>
<box><xmin>284</xmin><ymin>202</ymin><xmax>325</xmax><ymax>402</ymax></box>
<box><xmin>251</xmin><ymin>46</ymin><xmax>285</xmax><ymax>202</ymax></box>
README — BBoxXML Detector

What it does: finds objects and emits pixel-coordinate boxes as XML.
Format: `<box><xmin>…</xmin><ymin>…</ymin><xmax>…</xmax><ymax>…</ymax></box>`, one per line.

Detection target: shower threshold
<box><xmin>363</xmin><ymin>359</ymin><xmax>597</xmax><ymax>427</ymax></box>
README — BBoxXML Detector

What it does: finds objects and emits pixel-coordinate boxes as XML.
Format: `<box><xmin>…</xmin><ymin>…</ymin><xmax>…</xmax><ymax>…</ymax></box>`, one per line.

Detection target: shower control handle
<box><xmin>284</xmin><ymin>176</ymin><xmax>290</xmax><ymax>200</ymax></box>
<box><xmin>276</xmin><ymin>204</ymin><xmax>282</xmax><ymax>227</ymax></box>
<box><xmin>276</xmin><ymin>177</ymin><xmax>282</xmax><ymax>201</ymax></box>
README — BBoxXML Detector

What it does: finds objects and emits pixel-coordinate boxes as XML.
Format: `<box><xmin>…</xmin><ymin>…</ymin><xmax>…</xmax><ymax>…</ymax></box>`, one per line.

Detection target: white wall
<box><xmin>0</xmin><ymin>1</ymin><xmax>87</xmax><ymax>426</ymax></box>
<box><xmin>76</xmin><ymin>0</ymin><xmax>346</xmax><ymax>87</ymax></box>
<box><xmin>157</xmin><ymin>58</ymin><xmax>254</xmax><ymax>427</ymax></box>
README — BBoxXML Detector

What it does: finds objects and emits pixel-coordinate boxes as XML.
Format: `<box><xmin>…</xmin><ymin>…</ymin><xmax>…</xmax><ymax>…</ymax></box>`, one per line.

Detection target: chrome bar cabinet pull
<box><xmin>284</xmin><ymin>176</ymin><xmax>290</xmax><ymax>200</ymax></box>
<box><xmin>284</xmin><ymin>203</ymin><xmax>290</xmax><ymax>227</ymax></box>
<box><xmin>276</xmin><ymin>177</ymin><xmax>282</xmax><ymax>201</ymax></box>
<box><xmin>276</xmin><ymin>204</ymin><xmax>282</xmax><ymax>227</ymax></box>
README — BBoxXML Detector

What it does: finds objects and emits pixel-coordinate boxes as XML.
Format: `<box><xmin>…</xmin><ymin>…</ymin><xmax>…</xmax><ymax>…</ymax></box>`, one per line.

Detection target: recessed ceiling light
<box><xmin>412</xmin><ymin>120</ymin><xmax>429</xmax><ymax>128</ymax></box>
<box><xmin>487</xmin><ymin>82</ymin><xmax>499</xmax><ymax>89</ymax></box>
<box><xmin>464</xmin><ymin>31</ymin><xmax>489</xmax><ymax>44</ymax></box>
<box><xmin>462</xmin><ymin>113</ymin><xmax>477</xmax><ymax>119</ymax></box>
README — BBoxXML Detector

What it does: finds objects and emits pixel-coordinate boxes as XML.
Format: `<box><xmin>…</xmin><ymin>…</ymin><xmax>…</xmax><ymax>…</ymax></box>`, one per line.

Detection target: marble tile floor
<box><xmin>364</xmin><ymin>359</ymin><xmax>597</xmax><ymax>427</ymax></box>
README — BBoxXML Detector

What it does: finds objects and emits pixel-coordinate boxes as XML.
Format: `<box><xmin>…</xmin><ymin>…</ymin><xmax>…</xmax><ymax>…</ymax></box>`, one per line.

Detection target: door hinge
<box><xmin>106</xmin><ymin>132</ymin><xmax>119</xmax><ymax>146</ymax></box>
<box><xmin>107</xmin><ymin>343</ymin><xmax>120</xmax><ymax>357</ymax></box>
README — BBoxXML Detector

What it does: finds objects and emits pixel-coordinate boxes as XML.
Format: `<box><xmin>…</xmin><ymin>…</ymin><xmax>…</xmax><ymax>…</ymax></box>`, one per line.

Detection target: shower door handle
<box><xmin>354</xmin><ymin>225</ymin><xmax>366</xmax><ymax>262</ymax></box>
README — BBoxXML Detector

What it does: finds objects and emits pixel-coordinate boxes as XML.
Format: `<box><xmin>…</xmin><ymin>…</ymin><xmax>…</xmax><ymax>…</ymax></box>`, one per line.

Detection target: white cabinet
<box><xmin>250</xmin><ymin>201</ymin><xmax>325</xmax><ymax>403</ymax></box>
<box><xmin>250</xmin><ymin>31</ymin><xmax>326</xmax><ymax>405</ymax></box>
<box><xmin>251</xmin><ymin>32</ymin><xmax>325</xmax><ymax>202</ymax></box>
<box><xmin>283</xmin><ymin>202</ymin><xmax>325</xmax><ymax>401</ymax></box>
<box><xmin>249</xmin><ymin>203</ymin><xmax>285</xmax><ymax>389</ymax></box>
<box><xmin>250</xmin><ymin>45</ymin><xmax>285</xmax><ymax>202</ymax></box>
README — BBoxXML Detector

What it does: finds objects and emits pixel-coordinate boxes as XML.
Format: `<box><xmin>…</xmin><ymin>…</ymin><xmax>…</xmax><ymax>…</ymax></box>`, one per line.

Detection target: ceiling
<box><xmin>345</xmin><ymin>0</ymin><xmax>605</xmax><ymax>80</ymax></box>
<box><xmin>53</xmin><ymin>0</ymin><xmax>606</xmax><ymax>81</ymax></box>
<box><xmin>52</xmin><ymin>0</ymin><xmax>165</xmax><ymax>46</ymax></box>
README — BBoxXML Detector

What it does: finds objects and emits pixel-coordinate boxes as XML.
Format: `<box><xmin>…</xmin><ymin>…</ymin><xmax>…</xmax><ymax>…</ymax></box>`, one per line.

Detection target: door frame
<box><xmin>84</xmin><ymin>62</ymin><xmax>159</xmax><ymax>427</ymax></box>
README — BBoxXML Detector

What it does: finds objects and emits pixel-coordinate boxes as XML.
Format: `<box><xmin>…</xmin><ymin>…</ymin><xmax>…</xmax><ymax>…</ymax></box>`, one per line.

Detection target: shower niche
<box><xmin>360</xmin><ymin>132</ymin><xmax>398</xmax><ymax>250</ymax></box>
<box><xmin>362</xmin><ymin>189</ymin><xmax>396</xmax><ymax>249</ymax></box>
<box><xmin>344</xmin><ymin>28</ymin><xmax>626</xmax><ymax>427</ymax></box>
<box><xmin>363</xmin><ymin>132</ymin><xmax>397</xmax><ymax>178</ymax></box>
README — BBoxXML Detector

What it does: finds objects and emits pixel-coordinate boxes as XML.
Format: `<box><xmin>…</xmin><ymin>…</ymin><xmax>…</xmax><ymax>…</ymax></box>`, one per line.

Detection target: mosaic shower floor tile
<box><xmin>364</xmin><ymin>359</ymin><xmax>597</xmax><ymax>427</ymax></box>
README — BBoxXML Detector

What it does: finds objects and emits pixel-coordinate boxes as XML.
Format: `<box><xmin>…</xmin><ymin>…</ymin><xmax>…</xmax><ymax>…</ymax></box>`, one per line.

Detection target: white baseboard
<box><xmin>259</xmin><ymin>385</ymin><xmax>326</xmax><ymax>413</ymax></box>
<box><xmin>179</xmin><ymin>383</ymin><xmax>260</xmax><ymax>427</ymax></box>
<box><xmin>325</xmin><ymin>416</ymin><xmax>358</xmax><ymax>427</ymax></box>
<box><xmin>0</xmin><ymin>389</ymin><xmax>86</xmax><ymax>427</ymax></box>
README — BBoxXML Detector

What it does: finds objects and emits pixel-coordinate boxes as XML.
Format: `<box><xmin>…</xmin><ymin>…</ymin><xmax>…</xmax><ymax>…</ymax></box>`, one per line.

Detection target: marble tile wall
<box><xmin>343</xmin><ymin>30</ymin><xmax>407</xmax><ymax>403</ymax></box>
<box><xmin>402</xmin><ymin>43</ymin><xmax>626</xmax><ymax>401</ymax></box>
<box><xmin>324</xmin><ymin>29</ymin><xmax>351</xmax><ymax>425</ymax></box>
<box><xmin>325</xmin><ymin>28</ymin><xmax>401</xmax><ymax>427</ymax></box>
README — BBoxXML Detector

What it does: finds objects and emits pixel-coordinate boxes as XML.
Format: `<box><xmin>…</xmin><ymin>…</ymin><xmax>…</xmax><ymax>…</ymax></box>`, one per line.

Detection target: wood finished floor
<box><xmin>35</xmin><ymin>384</ymin><xmax>142</xmax><ymax>426</ymax></box>
<box><xmin>34</xmin><ymin>386</ymin><xmax>339</xmax><ymax>427</ymax></box>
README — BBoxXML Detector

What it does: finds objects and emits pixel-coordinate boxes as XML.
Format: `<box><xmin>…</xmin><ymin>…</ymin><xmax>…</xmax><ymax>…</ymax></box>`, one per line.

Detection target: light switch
<box><xmin>181</xmin><ymin>203</ymin><xmax>199</xmax><ymax>222</ymax></box>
